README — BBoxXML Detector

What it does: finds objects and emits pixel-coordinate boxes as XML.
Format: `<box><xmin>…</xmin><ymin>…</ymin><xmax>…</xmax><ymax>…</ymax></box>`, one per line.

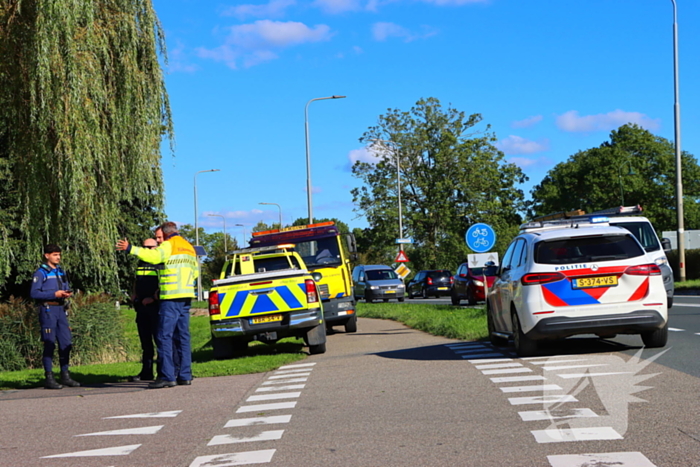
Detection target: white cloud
<box><xmin>556</xmin><ymin>110</ymin><xmax>661</xmax><ymax>133</ymax></box>
<box><xmin>372</xmin><ymin>22</ymin><xmax>437</xmax><ymax>42</ymax></box>
<box><xmin>223</xmin><ymin>0</ymin><xmax>296</xmax><ymax>19</ymax></box>
<box><xmin>496</xmin><ymin>135</ymin><xmax>549</xmax><ymax>155</ymax></box>
<box><xmin>348</xmin><ymin>147</ymin><xmax>381</xmax><ymax>165</ymax></box>
<box><xmin>512</xmin><ymin>115</ymin><xmax>542</xmax><ymax>129</ymax></box>
<box><xmin>165</xmin><ymin>41</ymin><xmax>199</xmax><ymax>73</ymax></box>
<box><xmin>313</xmin><ymin>0</ymin><xmax>363</xmax><ymax>14</ymax></box>
<box><xmin>197</xmin><ymin>20</ymin><xmax>333</xmax><ymax>68</ymax></box>
<box><xmin>508</xmin><ymin>156</ymin><xmax>553</xmax><ymax>169</ymax></box>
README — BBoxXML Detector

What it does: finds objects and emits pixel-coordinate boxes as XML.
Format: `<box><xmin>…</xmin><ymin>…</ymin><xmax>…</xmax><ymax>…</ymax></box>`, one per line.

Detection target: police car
<box><xmin>486</xmin><ymin>219</ymin><xmax>668</xmax><ymax>356</ymax></box>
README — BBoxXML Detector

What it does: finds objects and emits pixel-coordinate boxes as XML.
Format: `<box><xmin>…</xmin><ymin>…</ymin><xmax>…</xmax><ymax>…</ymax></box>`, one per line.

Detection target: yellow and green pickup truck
<box><xmin>208</xmin><ymin>244</ymin><xmax>327</xmax><ymax>358</ymax></box>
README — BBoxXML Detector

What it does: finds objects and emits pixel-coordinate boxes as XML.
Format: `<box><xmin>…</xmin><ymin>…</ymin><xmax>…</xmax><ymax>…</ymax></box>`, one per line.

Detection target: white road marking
<box><xmin>556</xmin><ymin>371</ymin><xmax>632</xmax><ymax>379</ymax></box>
<box><xmin>237</xmin><ymin>402</ymin><xmax>297</xmax><ymax>413</ymax></box>
<box><xmin>268</xmin><ymin>373</ymin><xmax>311</xmax><ymax>379</ymax></box>
<box><xmin>279</xmin><ymin>362</ymin><xmax>316</xmax><ymax>369</ymax></box>
<box><xmin>508</xmin><ymin>395</ymin><xmax>577</xmax><ymax>406</ymax></box>
<box><xmin>208</xmin><ymin>430</ymin><xmax>285</xmax><ymax>446</ymax></box>
<box><xmin>262</xmin><ymin>377</ymin><xmax>308</xmax><ymax>385</ymax></box>
<box><xmin>273</xmin><ymin>368</ymin><xmax>314</xmax><ymax>375</ymax></box>
<box><xmin>446</xmin><ymin>342</ymin><xmax>484</xmax><ymax>347</ymax></box>
<box><xmin>542</xmin><ymin>363</ymin><xmax>609</xmax><ymax>371</ymax></box>
<box><xmin>454</xmin><ymin>348</ymin><xmax>490</xmax><ymax>354</ymax></box>
<box><xmin>532</xmin><ymin>426</ymin><xmax>623</xmax><ymax>443</ymax></box>
<box><xmin>518</xmin><ymin>408</ymin><xmax>598</xmax><ymax>421</ymax></box>
<box><xmin>521</xmin><ymin>355</ymin><xmax>576</xmax><ymax>361</ymax></box>
<box><xmin>548</xmin><ymin>451</ymin><xmax>657</xmax><ymax>467</ymax></box>
<box><xmin>225</xmin><ymin>415</ymin><xmax>292</xmax><ymax>428</ymax></box>
<box><xmin>466</xmin><ymin>358</ymin><xmax>513</xmax><ymax>363</ymax></box>
<box><xmin>103</xmin><ymin>411</ymin><xmax>181</xmax><ymax>419</ymax></box>
<box><xmin>482</xmin><ymin>367</ymin><xmax>533</xmax><ymax>375</ymax></box>
<box><xmin>256</xmin><ymin>384</ymin><xmax>305</xmax><ymax>392</ymax></box>
<box><xmin>246</xmin><ymin>392</ymin><xmax>301</xmax><ymax>402</ymax></box>
<box><xmin>669</xmin><ymin>327</ymin><xmax>685</xmax><ymax>331</ymax></box>
<box><xmin>474</xmin><ymin>362</ymin><xmax>524</xmax><ymax>370</ymax></box>
<box><xmin>189</xmin><ymin>449</ymin><xmax>276</xmax><ymax>467</ymax></box>
<box><xmin>671</xmin><ymin>303</ymin><xmax>698</xmax><ymax>307</ymax></box>
<box><xmin>41</xmin><ymin>444</ymin><xmax>141</xmax><ymax>458</ymax></box>
<box><xmin>463</xmin><ymin>353</ymin><xmax>506</xmax><ymax>359</ymax></box>
<box><xmin>695</xmin><ymin>333</ymin><xmax>700</xmax><ymax>336</ymax></box>
<box><xmin>491</xmin><ymin>375</ymin><xmax>547</xmax><ymax>383</ymax></box>
<box><xmin>530</xmin><ymin>359</ymin><xmax>588</xmax><ymax>365</ymax></box>
<box><xmin>76</xmin><ymin>426</ymin><xmax>163</xmax><ymax>436</ymax></box>
<box><xmin>499</xmin><ymin>384</ymin><xmax>562</xmax><ymax>393</ymax></box>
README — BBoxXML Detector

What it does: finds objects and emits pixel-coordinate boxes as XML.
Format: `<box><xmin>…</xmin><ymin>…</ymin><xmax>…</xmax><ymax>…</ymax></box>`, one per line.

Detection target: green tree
<box><xmin>0</xmin><ymin>0</ymin><xmax>172</xmax><ymax>294</ymax></box>
<box><xmin>352</xmin><ymin>97</ymin><xmax>527</xmax><ymax>272</ymax></box>
<box><xmin>529</xmin><ymin>124</ymin><xmax>700</xmax><ymax>233</ymax></box>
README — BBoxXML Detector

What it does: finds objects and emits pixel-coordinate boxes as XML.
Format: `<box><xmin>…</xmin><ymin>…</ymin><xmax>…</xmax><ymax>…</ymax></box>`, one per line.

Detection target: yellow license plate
<box><xmin>572</xmin><ymin>275</ymin><xmax>618</xmax><ymax>289</ymax></box>
<box><xmin>251</xmin><ymin>314</ymin><xmax>283</xmax><ymax>324</ymax></box>
<box><xmin>438</xmin><ymin>287</ymin><xmax>449</xmax><ymax>291</ymax></box>
<box><xmin>386</xmin><ymin>290</ymin><xmax>396</xmax><ymax>294</ymax></box>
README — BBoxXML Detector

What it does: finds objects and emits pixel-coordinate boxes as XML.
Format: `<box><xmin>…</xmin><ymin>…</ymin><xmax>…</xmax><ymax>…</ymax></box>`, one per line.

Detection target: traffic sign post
<box><xmin>466</xmin><ymin>223</ymin><xmax>496</xmax><ymax>253</ymax></box>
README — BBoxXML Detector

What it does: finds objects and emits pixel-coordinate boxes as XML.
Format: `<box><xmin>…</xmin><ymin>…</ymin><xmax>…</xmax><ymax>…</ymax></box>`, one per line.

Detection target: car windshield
<box><xmin>366</xmin><ymin>269</ymin><xmax>398</xmax><ymax>280</ymax></box>
<box><xmin>471</xmin><ymin>266</ymin><xmax>498</xmax><ymax>276</ymax></box>
<box><xmin>611</xmin><ymin>221</ymin><xmax>660</xmax><ymax>253</ymax></box>
<box><xmin>429</xmin><ymin>270</ymin><xmax>452</xmax><ymax>279</ymax></box>
<box><xmin>295</xmin><ymin>237</ymin><xmax>342</xmax><ymax>268</ymax></box>
<box><xmin>535</xmin><ymin>235</ymin><xmax>644</xmax><ymax>264</ymax></box>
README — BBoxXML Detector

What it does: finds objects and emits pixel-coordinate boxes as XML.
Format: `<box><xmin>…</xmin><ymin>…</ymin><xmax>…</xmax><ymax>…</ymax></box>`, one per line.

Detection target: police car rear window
<box><xmin>535</xmin><ymin>235</ymin><xmax>644</xmax><ymax>265</ymax></box>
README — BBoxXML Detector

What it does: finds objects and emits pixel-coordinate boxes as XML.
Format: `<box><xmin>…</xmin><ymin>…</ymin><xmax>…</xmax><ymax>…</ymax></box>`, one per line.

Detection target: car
<box><xmin>451</xmin><ymin>262</ymin><xmax>498</xmax><ymax>306</ymax></box>
<box><xmin>407</xmin><ymin>270</ymin><xmax>453</xmax><ymax>299</ymax></box>
<box><xmin>352</xmin><ymin>265</ymin><xmax>405</xmax><ymax>303</ymax></box>
<box><xmin>487</xmin><ymin>220</ymin><xmax>668</xmax><ymax>357</ymax></box>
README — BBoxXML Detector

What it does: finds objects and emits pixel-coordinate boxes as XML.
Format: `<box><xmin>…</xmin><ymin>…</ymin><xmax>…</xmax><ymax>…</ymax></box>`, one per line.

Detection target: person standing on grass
<box><xmin>117</xmin><ymin>222</ymin><xmax>197</xmax><ymax>389</ymax></box>
<box><xmin>30</xmin><ymin>244</ymin><xmax>81</xmax><ymax>390</ymax></box>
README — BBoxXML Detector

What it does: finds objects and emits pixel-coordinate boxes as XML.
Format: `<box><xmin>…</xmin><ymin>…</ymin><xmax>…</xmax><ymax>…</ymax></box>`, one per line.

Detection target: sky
<box><xmin>152</xmin><ymin>0</ymin><xmax>700</xmax><ymax>246</ymax></box>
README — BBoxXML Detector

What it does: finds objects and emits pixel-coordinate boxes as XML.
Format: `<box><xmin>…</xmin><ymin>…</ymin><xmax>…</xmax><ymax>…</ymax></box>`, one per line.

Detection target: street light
<box><xmin>207</xmin><ymin>214</ymin><xmax>227</xmax><ymax>258</ymax></box>
<box><xmin>259</xmin><ymin>202</ymin><xmax>282</xmax><ymax>227</ymax></box>
<box><xmin>194</xmin><ymin>169</ymin><xmax>220</xmax><ymax>300</ymax></box>
<box><xmin>235</xmin><ymin>223</ymin><xmax>247</xmax><ymax>248</ymax></box>
<box><xmin>671</xmin><ymin>0</ymin><xmax>686</xmax><ymax>281</ymax></box>
<box><xmin>370</xmin><ymin>139</ymin><xmax>404</xmax><ymax>251</ymax></box>
<box><xmin>305</xmin><ymin>95</ymin><xmax>346</xmax><ymax>224</ymax></box>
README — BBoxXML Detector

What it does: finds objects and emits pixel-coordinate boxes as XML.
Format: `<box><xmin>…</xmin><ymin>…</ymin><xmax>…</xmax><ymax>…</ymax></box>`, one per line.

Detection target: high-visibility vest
<box><xmin>131</xmin><ymin>234</ymin><xmax>198</xmax><ymax>300</ymax></box>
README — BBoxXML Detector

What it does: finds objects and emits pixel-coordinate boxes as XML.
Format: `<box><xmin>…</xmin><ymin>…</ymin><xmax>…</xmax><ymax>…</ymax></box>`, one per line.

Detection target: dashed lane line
<box><xmin>208</xmin><ymin>430</ymin><xmax>285</xmax><ymax>446</ymax></box>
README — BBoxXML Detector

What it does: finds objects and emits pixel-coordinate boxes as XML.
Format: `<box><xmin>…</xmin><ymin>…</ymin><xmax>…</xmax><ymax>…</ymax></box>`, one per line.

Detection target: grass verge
<box><xmin>674</xmin><ymin>280</ymin><xmax>700</xmax><ymax>291</ymax></box>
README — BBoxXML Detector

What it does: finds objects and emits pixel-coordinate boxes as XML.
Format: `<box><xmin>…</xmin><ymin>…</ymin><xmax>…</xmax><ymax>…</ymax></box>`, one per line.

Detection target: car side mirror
<box><xmin>661</xmin><ymin>237</ymin><xmax>672</xmax><ymax>252</ymax></box>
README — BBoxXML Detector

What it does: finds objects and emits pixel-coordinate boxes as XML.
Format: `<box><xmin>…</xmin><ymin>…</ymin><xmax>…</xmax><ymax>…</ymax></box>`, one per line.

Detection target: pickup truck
<box><xmin>208</xmin><ymin>244</ymin><xmax>327</xmax><ymax>358</ymax></box>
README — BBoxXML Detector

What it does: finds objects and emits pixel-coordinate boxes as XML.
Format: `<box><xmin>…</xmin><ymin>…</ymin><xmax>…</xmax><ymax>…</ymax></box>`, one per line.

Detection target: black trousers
<box><xmin>134</xmin><ymin>301</ymin><xmax>180</xmax><ymax>378</ymax></box>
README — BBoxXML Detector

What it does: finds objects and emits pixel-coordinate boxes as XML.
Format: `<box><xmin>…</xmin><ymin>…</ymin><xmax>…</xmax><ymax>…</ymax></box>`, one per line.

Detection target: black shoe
<box><xmin>148</xmin><ymin>380</ymin><xmax>176</xmax><ymax>389</ymax></box>
<box><xmin>45</xmin><ymin>372</ymin><xmax>63</xmax><ymax>390</ymax></box>
<box><xmin>60</xmin><ymin>371</ymin><xmax>81</xmax><ymax>387</ymax></box>
<box><xmin>176</xmin><ymin>379</ymin><xmax>191</xmax><ymax>386</ymax></box>
<box><xmin>129</xmin><ymin>372</ymin><xmax>154</xmax><ymax>382</ymax></box>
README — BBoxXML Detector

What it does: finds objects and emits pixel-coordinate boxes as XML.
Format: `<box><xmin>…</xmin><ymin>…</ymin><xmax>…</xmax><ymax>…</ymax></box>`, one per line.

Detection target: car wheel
<box><xmin>467</xmin><ymin>289</ymin><xmax>477</xmax><ymax>306</ymax></box>
<box><xmin>487</xmin><ymin>307</ymin><xmax>507</xmax><ymax>347</ymax></box>
<box><xmin>421</xmin><ymin>288</ymin><xmax>428</xmax><ymax>299</ymax></box>
<box><xmin>641</xmin><ymin>322</ymin><xmax>668</xmax><ymax>348</ymax></box>
<box><xmin>308</xmin><ymin>343</ymin><xmax>327</xmax><ymax>355</ymax></box>
<box><xmin>667</xmin><ymin>296</ymin><xmax>673</xmax><ymax>309</ymax></box>
<box><xmin>451</xmin><ymin>290</ymin><xmax>460</xmax><ymax>306</ymax></box>
<box><xmin>344</xmin><ymin>314</ymin><xmax>358</xmax><ymax>333</ymax></box>
<box><xmin>365</xmin><ymin>293</ymin><xmax>374</xmax><ymax>304</ymax></box>
<box><xmin>398</xmin><ymin>297</ymin><xmax>405</xmax><ymax>303</ymax></box>
<box><xmin>512</xmin><ymin>310</ymin><xmax>537</xmax><ymax>357</ymax></box>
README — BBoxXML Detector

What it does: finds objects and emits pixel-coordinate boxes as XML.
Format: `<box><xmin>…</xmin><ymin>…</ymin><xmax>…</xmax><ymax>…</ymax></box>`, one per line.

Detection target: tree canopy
<box><xmin>0</xmin><ymin>0</ymin><xmax>172</xmax><ymax>294</ymax></box>
<box><xmin>529</xmin><ymin>124</ymin><xmax>700</xmax><ymax>233</ymax></box>
<box><xmin>351</xmin><ymin>97</ymin><xmax>527</xmax><ymax>271</ymax></box>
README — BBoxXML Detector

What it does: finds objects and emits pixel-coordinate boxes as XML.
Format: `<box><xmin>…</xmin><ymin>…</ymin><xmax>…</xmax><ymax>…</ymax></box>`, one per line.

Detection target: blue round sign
<box><xmin>466</xmin><ymin>223</ymin><xmax>496</xmax><ymax>253</ymax></box>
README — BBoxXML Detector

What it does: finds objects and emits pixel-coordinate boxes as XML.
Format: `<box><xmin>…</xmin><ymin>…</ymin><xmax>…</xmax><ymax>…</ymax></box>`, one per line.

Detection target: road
<box><xmin>1</xmin><ymin>298</ymin><xmax>699</xmax><ymax>466</ymax></box>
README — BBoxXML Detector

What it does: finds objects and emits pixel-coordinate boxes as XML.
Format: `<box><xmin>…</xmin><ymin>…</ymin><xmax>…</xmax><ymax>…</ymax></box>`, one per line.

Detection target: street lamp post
<box><xmin>671</xmin><ymin>0</ymin><xmax>686</xmax><ymax>281</ymax></box>
<box><xmin>194</xmin><ymin>169</ymin><xmax>220</xmax><ymax>301</ymax></box>
<box><xmin>371</xmin><ymin>139</ymin><xmax>404</xmax><ymax>251</ymax></box>
<box><xmin>304</xmin><ymin>95</ymin><xmax>346</xmax><ymax>224</ymax></box>
<box><xmin>259</xmin><ymin>202</ymin><xmax>282</xmax><ymax>227</ymax></box>
<box><xmin>235</xmin><ymin>224</ymin><xmax>247</xmax><ymax>248</ymax></box>
<box><xmin>207</xmin><ymin>214</ymin><xmax>227</xmax><ymax>258</ymax></box>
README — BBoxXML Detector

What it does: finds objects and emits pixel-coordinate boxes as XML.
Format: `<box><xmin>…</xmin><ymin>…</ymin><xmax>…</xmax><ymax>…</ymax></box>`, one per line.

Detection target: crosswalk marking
<box><xmin>262</xmin><ymin>377</ymin><xmax>308</xmax><ymax>385</ymax></box>
<box><xmin>224</xmin><ymin>415</ymin><xmax>292</xmax><ymax>428</ymax></box>
<box><xmin>256</xmin><ymin>384</ymin><xmax>305</xmax><ymax>392</ymax></box>
<box><xmin>273</xmin><ymin>368</ymin><xmax>314</xmax><ymax>375</ymax></box>
<box><xmin>518</xmin><ymin>408</ymin><xmax>598</xmax><ymax>422</ymax></box>
<box><xmin>530</xmin><ymin>359</ymin><xmax>588</xmax><ymax>365</ymax></box>
<box><xmin>41</xmin><ymin>444</ymin><xmax>141</xmax><ymax>458</ymax></box>
<box><xmin>556</xmin><ymin>371</ymin><xmax>632</xmax><ymax>379</ymax></box>
<box><xmin>103</xmin><ymin>411</ymin><xmax>181</xmax><ymax>419</ymax></box>
<box><xmin>474</xmin><ymin>362</ymin><xmax>524</xmax><ymax>370</ymax></box>
<box><xmin>541</xmin><ymin>363</ymin><xmax>608</xmax><ymax>371</ymax></box>
<box><xmin>208</xmin><ymin>430</ymin><xmax>285</xmax><ymax>446</ymax></box>
<box><xmin>237</xmin><ymin>402</ymin><xmax>297</xmax><ymax>413</ymax></box>
<box><xmin>521</xmin><ymin>355</ymin><xmax>574</xmax><ymax>361</ymax></box>
<box><xmin>532</xmin><ymin>426</ymin><xmax>623</xmax><ymax>443</ymax></box>
<box><xmin>278</xmin><ymin>362</ymin><xmax>316</xmax><ymax>370</ymax></box>
<box><xmin>189</xmin><ymin>449</ymin><xmax>276</xmax><ymax>467</ymax></box>
<box><xmin>508</xmin><ymin>395</ymin><xmax>577</xmax><ymax>406</ymax></box>
<box><xmin>668</xmin><ymin>327</ymin><xmax>685</xmax><ymax>331</ymax></box>
<box><xmin>246</xmin><ymin>392</ymin><xmax>301</xmax><ymax>402</ymax></box>
<box><xmin>454</xmin><ymin>348</ymin><xmax>491</xmax><ymax>354</ymax></box>
<box><xmin>268</xmin><ymin>373</ymin><xmax>311</xmax><ymax>380</ymax></box>
<box><xmin>547</xmin><ymin>451</ymin><xmax>657</xmax><ymax>467</ymax></box>
<box><xmin>482</xmin><ymin>367</ymin><xmax>533</xmax><ymax>375</ymax></box>
<box><xmin>466</xmin><ymin>357</ymin><xmax>513</xmax><ymax>363</ymax></box>
<box><xmin>463</xmin><ymin>353</ymin><xmax>505</xmax><ymax>359</ymax></box>
<box><xmin>499</xmin><ymin>384</ymin><xmax>562</xmax><ymax>393</ymax></box>
<box><xmin>490</xmin><ymin>375</ymin><xmax>546</xmax><ymax>383</ymax></box>
<box><xmin>75</xmin><ymin>425</ymin><xmax>163</xmax><ymax>436</ymax></box>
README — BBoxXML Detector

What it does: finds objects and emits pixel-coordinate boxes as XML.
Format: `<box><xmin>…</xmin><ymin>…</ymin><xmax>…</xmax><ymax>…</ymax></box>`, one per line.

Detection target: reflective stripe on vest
<box><xmin>159</xmin><ymin>235</ymin><xmax>198</xmax><ymax>299</ymax></box>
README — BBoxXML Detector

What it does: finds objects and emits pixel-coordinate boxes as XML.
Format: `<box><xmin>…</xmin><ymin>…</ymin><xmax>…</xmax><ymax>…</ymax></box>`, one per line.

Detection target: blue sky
<box><xmin>153</xmin><ymin>0</ymin><xmax>700</xmax><ymax>246</ymax></box>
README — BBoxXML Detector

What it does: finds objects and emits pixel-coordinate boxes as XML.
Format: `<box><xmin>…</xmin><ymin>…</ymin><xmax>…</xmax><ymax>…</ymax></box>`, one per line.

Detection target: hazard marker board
<box><xmin>395</xmin><ymin>250</ymin><xmax>409</xmax><ymax>263</ymax></box>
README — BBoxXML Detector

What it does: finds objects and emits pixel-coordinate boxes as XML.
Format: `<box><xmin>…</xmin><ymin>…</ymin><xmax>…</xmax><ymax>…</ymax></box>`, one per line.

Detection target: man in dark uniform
<box><xmin>129</xmin><ymin>238</ymin><xmax>161</xmax><ymax>381</ymax></box>
<box><xmin>30</xmin><ymin>244</ymin><xmax>81</xmax><ymax>389</ymax></box>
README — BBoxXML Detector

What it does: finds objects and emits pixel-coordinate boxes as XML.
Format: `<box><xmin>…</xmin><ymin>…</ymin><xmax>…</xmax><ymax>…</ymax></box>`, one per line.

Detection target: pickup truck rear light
<box><xmin>625</xmin><ymin>264</ymin><xmax>661</xmax><ymax>276</ymax></box>
<box><xmin>521</xmin><ymin>272</ymin><xmax>565</xmax><ymax>285</ymax></box>
<box><xmin>208</xmin><ymin>292</ymin><xmax>220</xmax><ymax>316</ymax></box>
<box><xmin>305</xmin><ymin>279</ymin><xmax>319</xmax><ymax>304</ymax></box>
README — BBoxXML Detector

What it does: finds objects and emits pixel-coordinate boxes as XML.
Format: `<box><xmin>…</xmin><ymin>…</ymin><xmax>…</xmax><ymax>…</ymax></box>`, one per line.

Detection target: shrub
<box><xmin>667</xmin><ymin>248</ymin><xmax>700</xmax><ymax>281</ymax></box>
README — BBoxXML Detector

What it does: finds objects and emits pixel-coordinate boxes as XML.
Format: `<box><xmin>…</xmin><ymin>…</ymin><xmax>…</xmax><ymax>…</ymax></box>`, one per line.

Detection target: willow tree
<box><xmin>0</xmin><ymin>0</ymin><xmax>172</xmax><ymax>293</ymax></box>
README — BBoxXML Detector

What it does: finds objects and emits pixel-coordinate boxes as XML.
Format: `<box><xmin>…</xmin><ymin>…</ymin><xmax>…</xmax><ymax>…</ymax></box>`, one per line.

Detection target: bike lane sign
<box><xmin>466</xmin><ymin>223</ymin><xmax>496</xmax><ymax>253</ymax></box>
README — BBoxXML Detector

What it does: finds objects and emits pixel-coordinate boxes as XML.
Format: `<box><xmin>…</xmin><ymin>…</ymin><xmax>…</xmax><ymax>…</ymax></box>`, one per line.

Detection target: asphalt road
<box><xmin>1</xmin><ymin>299</ymin><xmax>699</xmax><ymax>467</ymax></box>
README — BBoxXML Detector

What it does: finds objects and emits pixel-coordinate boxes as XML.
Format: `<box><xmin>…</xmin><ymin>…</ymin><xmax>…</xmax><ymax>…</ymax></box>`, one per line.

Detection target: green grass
<box><xmin>356</xmin><ymin>302</ymin><xmax>488</xmax><ymax>341</ymax></box>
<box><xmin>674</xmin><ymin>280</ymin><xmax>700</xmax><ymax>291</ymax></box>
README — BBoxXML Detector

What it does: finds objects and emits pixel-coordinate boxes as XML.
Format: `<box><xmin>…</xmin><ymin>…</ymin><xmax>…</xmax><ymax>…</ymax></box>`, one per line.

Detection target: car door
<box><xmin>454</xmin><ymin>264</ymin><xmax>466</xmax><ymax>296</ymax></box>
<box><xmin>409</xmin><ymin>272</ymin><xmax>423</xmax><ymax>296</ymax></box>
<box><xmin>490</xmin><ymin>240</ymin><xmax>519</xmax><ymax>331</ymax></box>
<box><xmin>355</xmin><ymin>267</ymin><xmax>366</xmax><ymax>298</ymax></box>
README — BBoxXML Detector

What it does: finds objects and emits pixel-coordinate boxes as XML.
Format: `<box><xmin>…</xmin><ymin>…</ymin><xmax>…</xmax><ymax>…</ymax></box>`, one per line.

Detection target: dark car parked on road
<box><xmin>407</xmin><ymin>270</ymin><xmax>453</xmax><ymax>299</ymax></box>
<box><xmin>451</xmin><ymin>262</ymin><xmax>498</xmax><ymax>306</ymax></box>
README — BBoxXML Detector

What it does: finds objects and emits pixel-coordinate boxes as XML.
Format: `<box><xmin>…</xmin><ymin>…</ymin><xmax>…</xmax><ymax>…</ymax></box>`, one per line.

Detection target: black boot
<box><xmin>45</xmin><ymin>372</ymin><xmax>63</xmax><ymax>390</ymax></box>
<box><xmin>60</xmin><ymin>370</ymin><xmax>81</xmax><ymax>387</ymax></box>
